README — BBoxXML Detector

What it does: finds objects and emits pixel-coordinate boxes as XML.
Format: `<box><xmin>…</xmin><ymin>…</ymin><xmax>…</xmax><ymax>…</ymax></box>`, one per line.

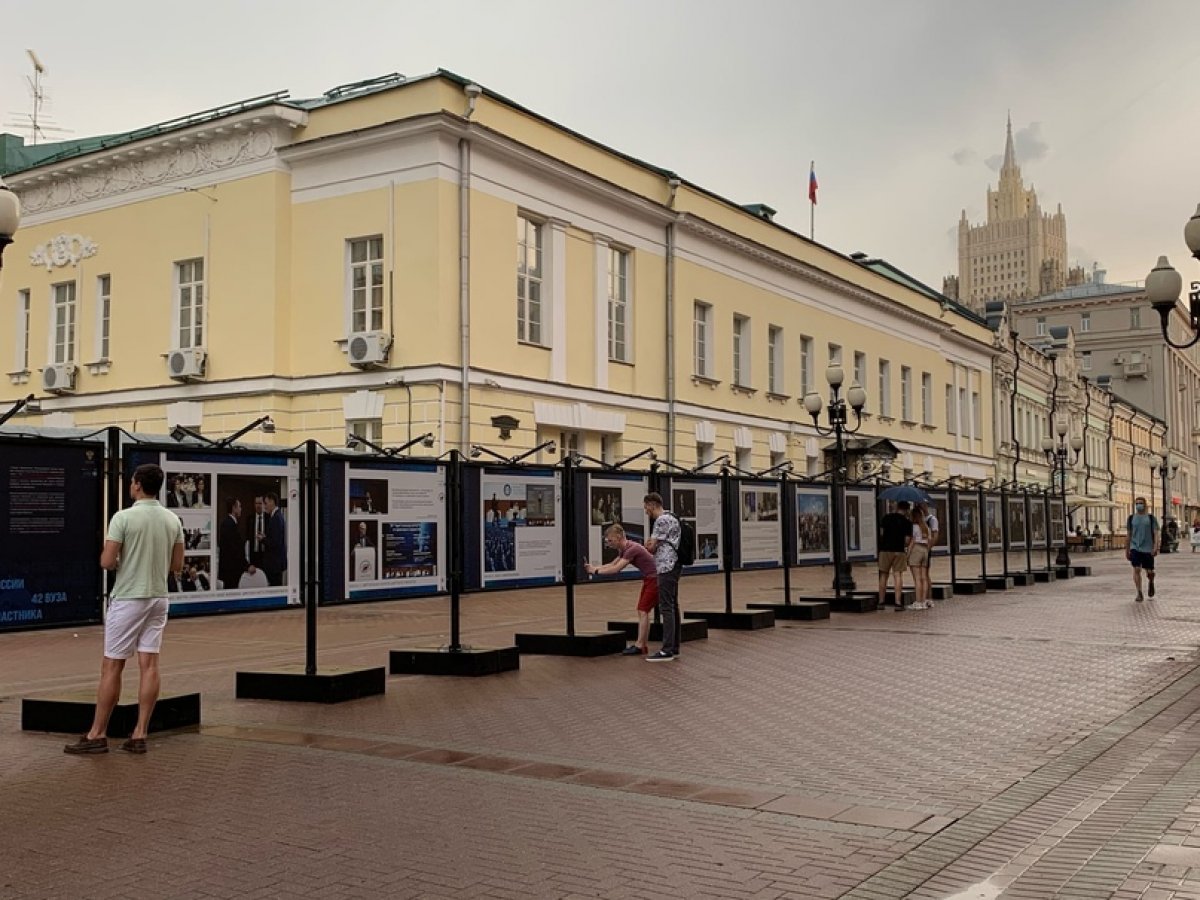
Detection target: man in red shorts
<box><xmin>585</xmin><ymin>523</ymin><xmax>658</xmax><ymax>655</ymax></box>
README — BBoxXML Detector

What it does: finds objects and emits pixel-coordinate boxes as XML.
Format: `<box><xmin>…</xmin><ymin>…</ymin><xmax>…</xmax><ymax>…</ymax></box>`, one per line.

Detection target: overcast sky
<box><xmin>4</xmin><ymin>0</ymin><xmax>1199</xmax><ymax>290</ymax></box>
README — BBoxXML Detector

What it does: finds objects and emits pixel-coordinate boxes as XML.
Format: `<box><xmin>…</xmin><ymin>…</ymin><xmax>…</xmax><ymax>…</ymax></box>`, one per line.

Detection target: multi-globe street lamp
<box><xmin>1041</xmin><ymin>418</ymin><xmax>1082</xmax><ymax>568</ymax></box>
<box><xmin>0</xmin><ymin>176</ymin><xmax>21</xmax><ymax>271</ymax></box>
<box><xmin>1152</xmin><ymin>449</ymin><xmax>1179</xmax><ymax>553</ymax></box>
<box><xmin>803</xmin><ymin>365</ymin><xmax>867</xmax><ymax>598</ymax></box>
<box><xmin>1145</xmin><ymin>205</ymin><xmax>1200</xmax><ymax>349</ymax></box>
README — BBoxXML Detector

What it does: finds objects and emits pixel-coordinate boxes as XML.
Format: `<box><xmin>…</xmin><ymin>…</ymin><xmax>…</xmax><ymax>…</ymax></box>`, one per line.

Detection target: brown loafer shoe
<box><xmin>64</xmin><ymin>735</ymin><xmax>109</xmax><ymax>754</ymax></box>
<box><xmin>120</xmin><ymin>738</ymin><xmax>147</xmax><ymax>755</ymax></box>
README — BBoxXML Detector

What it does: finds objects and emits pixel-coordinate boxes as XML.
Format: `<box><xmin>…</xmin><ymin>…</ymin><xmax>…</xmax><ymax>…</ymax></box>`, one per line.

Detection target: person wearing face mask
<box><xmin>1126</xmin><ymin>496</ymin><xmax>1159</xmax><ymax>603</ymax></box>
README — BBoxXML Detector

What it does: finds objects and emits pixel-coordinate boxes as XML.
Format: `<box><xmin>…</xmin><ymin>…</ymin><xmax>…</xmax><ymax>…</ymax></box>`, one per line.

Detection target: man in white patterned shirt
<box><xmin>643</xmin><ymin>492</ymin><xmax>682</xmax><ymax>662</ymax></box>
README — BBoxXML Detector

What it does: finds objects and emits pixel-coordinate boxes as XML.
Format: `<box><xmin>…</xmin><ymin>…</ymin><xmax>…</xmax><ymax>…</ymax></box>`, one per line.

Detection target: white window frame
<box><xmin>174</xmin><ymin>258</ymin><xmax>205</xmax><ymax>351</ymax></box>
<box><xmin>828</xmin><ymin>342</ymin><xmax>842</xmax><ymax>368</ymax></box>
<box><xmin>946</xmin><ymin>384</ymin><xmax>957</xmax><ymax>434</ymax></box>
<box><xmin>517</xmin><ymin>215</ymin><xmax>545</xmax><ymax>345</ymax></box>
<box><xmin>1131</xmin><ymin>307</ymin><xmax>1141</xmax><ymax>328</ymax></box>
<box><xmin>767</xmin><ymin>325</ymin><xmax>782</xmax><ymax>394</ymax></box>
<box><xmin>800</xmin><ymin>335</ymin><xmax>814</xmax><ymax>396</ymax></box>
<box><xmin>1081</xmin><ymin>350</ymin><xmax>1092</xmax><ymax>371</ymax></box>
<box><xmin>607</xmin><ymin>246</ymin><xmax>630</xmax><ymax>362</ymax></box>
<box><xmin>50</xmin><ymin>281</ymin><xmax>77</xmax><ymax>365</ymax></box>
<box><xmin>1080</xmin><ymin>312</ymin><xmax>1091</xmax><ymax>333</ymax></box>
<box><xmin>346</xmin><ymin>235</ymin><xmax>385</xmax><ymax>335</ymax></box>
<box><xmin>1035</xmin><ymin>317</ymin><xmax>1046</xmax><ymax>337</ymax></box>
<box><xmin>736</xmin><ymin>446</ymin><xmax>752</xmax><ymax>473</ymax></box>
<box><xmin>972</xmin><ymin>390</ymin><xmax>981</xmax><ymax>437</ymax></box>
<box><xmin>853</xmin><ymin>351</ymin><xmax>867</xmax><ymax>389</ymax></box>
<box><xmin>347</xmin><ymin>419</ymin><xmax>382</xmax><ymax>449</ymax></box>
<box><xmin>13</xmin><ymin>288</ymin><xmax>30</xmax><ymax>372</ymax></box>
<box><xmin>733</xmin><ymin>314</ymin><xmax>750</xmax><ymax>387</ymax></box>
<box><xmin>921</xmin><ymin>372</ymin><xmax>932</xmax><ymax>426</ymax></box>
<box><xmin>901</xmin><ymin>366</ymin><xmax>913</xmax><ymax>421</ymax></box>
<box><xmin>694</xmin><ymin>301</ymin><xmax>712</xmax><ymax>377</ymax></box>
<box><xmin>95</xmin><ymin>274</ymin><xmax>112</xmax><ymax>361</ymax></box>
<box><xmin>878</xmin><ymin>359</ymin><xmax>891</xmax><ymax>416</ymax></box>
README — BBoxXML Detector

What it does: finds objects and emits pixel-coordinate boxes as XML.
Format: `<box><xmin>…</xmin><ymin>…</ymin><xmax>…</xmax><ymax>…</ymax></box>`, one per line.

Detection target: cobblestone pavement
<box><xmin>4</xmin><ymin>551</ymin><xmax>1200</xmax><ymax>898</ymax></box>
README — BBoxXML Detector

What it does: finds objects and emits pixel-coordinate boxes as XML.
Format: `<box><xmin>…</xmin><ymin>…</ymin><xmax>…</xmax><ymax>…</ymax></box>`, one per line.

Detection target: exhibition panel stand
<box><xmin>748</xmin><ymin>468</ymin><xmax>829</xmax><ymax>620</ymax></box>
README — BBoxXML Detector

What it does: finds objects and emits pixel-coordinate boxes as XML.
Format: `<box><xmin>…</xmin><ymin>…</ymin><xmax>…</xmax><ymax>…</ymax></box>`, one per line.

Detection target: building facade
<box><xmin>1011</xmin><ymin>279</ymin><xmax>1200</xmax><ymax>524</ymax></box>
<box><xmin>0</xmin><ymin>71</ymin><xmax>998</xmax><ymax>481</ymax></box>
<box><xmin>948</xmin><ymin>117</ymin><xmax>1077</xmax><ymax>315</ymax></box>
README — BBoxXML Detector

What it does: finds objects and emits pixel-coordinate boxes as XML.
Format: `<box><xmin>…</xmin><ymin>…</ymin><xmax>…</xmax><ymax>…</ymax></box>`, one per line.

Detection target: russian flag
<box><xmin>808</xmin><ymin>164</ymin><xmax>818</xmax><ymax>205</ymax></box>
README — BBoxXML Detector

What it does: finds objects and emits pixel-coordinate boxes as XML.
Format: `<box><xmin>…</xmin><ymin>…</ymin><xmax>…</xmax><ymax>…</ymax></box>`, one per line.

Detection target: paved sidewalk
<box><xmin>3</xmin><ymin>551</ymin><xmax>1200</xmax><ymax>898</ymax></box>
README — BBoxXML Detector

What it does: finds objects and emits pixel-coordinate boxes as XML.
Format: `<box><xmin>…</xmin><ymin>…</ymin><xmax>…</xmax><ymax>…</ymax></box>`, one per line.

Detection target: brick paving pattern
<box><xmin>3</xmin><ymin>551</ymin><xmax>1200</xmax><ymax>897</ymax></box>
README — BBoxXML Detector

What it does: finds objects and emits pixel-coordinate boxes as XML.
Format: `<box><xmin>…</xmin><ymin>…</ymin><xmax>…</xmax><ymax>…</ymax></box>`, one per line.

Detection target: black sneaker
<box><xmin>63</xmin><ymin>735</ymin><xmax>108</xmax><ymax>754</ymax></box>
<box><xmin>621</xmin><ymin>645</ymin><xmax>643</xmax><ymax>656</ymax></box>
<box><xmin>1148</xmin><ymin>579</ymin><xmax>1156</xmax><ymax>598</ymax></box>
<box><xmin>1135</xmin><ymin>594</ymin><xmax>1144</xmax><ymax>603</ymax></box>
<box><xmin>646</xmin><ymin>650</ymin><xmax>676</xmax><ymax>662</ymax></box>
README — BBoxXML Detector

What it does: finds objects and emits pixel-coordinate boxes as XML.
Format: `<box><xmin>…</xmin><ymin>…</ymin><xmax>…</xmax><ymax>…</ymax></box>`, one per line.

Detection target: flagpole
<box><xmin>809</xmin><ymin>160</ymin><xmax>815</xmax><ymax>241</ymax></box>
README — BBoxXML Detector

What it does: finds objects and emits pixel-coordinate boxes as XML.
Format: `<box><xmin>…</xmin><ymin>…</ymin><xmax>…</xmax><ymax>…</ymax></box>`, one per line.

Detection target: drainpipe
<box><xmin>1010</xmin><ymin>329</ymin><xmax>1021</xmax><ymax>485</ymax></box>
<box><xmin>665</xmin><ymin>176</ymin><xmax>680</xmax><ymax>463</ymax></box>
<box><xmin>1081</xmin><ymin>378</ymin><xmax>1091</xmax><ymax>499</ymax></box>
<box><xmin>459</xmin><ymin>84</ymin><xmax>482</xmax><ymax>452</ymax></box>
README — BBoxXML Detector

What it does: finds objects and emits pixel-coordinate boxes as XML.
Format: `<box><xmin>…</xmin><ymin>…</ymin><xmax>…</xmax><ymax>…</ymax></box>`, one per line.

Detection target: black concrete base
<box><xmin>236</xmin><ymin>666</ymin><xmax>386</xmax><ymax>703</ymax></box>
<box><xmin>514</xmin><ymin>631</ymin><xmax>627</xmax><ymax>656</ymax></box>
<box><xmin>953</xmin><ymin>580</ymin><xmax>987</xmax><ymax>595</ymax></box>
<box><xmin>1032</xmin><ymin>570</ymin><xmax>1057</xmax><ymax>583</ymax></box>
<box><xmin>22</xmin><ymin>691</ymin><xmax>201</xmax><ymax>736</ymax></box>
<box><xmin>746</xmin><ymin>601</ymin><xmax>831</xmax><ymax>620</ymax></box>
<box><xmin>1010</xmin><ymin>572</ymin><xmax>1036</xmax><ymax>586</ymax></box>
<box><xmin>986</xmin><ymin>576</ymin><xmax>1015</xmax><ymax>590</ymax></box>
<box><xmin>1054</xmin><ymin>567</ymin><xmax>1077</xmax><ymax>580</ymax></box>
<box><xmin>682</xmin><ymin>609</ymin><xmax>775</xmax><ymax>629</ymax></box>
<box><xmin>606</xmin><ymin>619</ymin><xmax>709</xmax><ymax>642</ymax></box>
<box><xmin>806</xmin><ymin>593</ymin><xmax>876</xmax><ymax>613</ymax></box>
<box><xmin>389</xmin><ymin>646</ymin><xmax>519</xmax><ymax>677</ymax></box>
<box><xmin>930</xmin><ymin>584</ymin><xmax>953</xmax><ymax>600</ymax></box>
<box><xmin>1072</xmin><ymin>565</ymin><xmax>1093</xmax><ymax>577</ymax></box>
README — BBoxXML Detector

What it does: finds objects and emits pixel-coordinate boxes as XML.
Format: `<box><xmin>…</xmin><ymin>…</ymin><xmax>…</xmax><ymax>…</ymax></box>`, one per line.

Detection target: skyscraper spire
<box><xmin>1002</xmin><ymin>112</ymin><xmax>1017</xmax><ymax>174</ymax></box>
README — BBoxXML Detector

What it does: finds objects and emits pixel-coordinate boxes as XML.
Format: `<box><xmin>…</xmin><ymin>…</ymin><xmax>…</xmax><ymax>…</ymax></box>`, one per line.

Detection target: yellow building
<box><xmin>2</xmin><ymin>71</ymin><xmax>997</xmax><ymax>479</ymax></box>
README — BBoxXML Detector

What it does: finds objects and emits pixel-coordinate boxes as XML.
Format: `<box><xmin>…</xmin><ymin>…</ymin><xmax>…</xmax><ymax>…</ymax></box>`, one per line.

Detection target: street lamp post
<box><xmin>803</xmin><ymin>365</ymin><xmax>867</xmax><ymax>598</ymax></box>
<box><xmin>1041</xmin><ymin>418</ymin><xmax>1082</xmax><ymax>568</ymax></box>
<box><xmin>1152</xmin><ymin>449</ymin><xmax>1179</xmax><ymax>553</ymax></box>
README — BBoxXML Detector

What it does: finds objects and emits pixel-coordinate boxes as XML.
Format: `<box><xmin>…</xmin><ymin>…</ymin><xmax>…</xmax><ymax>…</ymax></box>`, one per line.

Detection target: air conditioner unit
<box><xmin>42</xmin><ymin>363</ymin><xmax>77</xmax><ymax>394</ymax></box>
<box><xmin>167</xmin><ymin>348</ymin><xmax>207</xmax><ymax>381</ymax></box>
<box><xmin>1124</xmin><ymin>360</ymin><xmax>1149</xmax><ymax>378</ymax></box>
<box><xmin>347</xmin><ymin>331</ymin><xmax>391</xmax><ymax>368</ymax></box>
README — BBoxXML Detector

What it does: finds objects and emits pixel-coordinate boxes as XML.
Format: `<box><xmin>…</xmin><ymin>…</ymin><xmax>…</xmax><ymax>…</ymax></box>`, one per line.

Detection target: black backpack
<box><xmin>671</xmin><ymin>514</ymin><xmax>696</xmax><ymax>566</ymax></box>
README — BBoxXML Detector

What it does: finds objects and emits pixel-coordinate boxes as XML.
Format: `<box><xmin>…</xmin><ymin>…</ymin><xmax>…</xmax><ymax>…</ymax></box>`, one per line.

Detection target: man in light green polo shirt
<box><xmin>65</xmin><ymin>463</ymin><xmax>184</xmax><ymax>756</ymax></box>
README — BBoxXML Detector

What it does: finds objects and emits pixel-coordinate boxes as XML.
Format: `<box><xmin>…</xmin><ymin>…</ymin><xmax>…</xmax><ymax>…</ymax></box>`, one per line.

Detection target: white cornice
<box><xmin>8</xmin><ymin>105</ymin><xmax>308</xmax><ymax>220</ymax></box>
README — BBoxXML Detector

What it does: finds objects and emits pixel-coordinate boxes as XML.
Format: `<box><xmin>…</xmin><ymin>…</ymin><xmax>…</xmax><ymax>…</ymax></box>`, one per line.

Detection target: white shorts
<box><xmin>104</xmin><ymin>598</ymin><xmax>170</xmax><ymax>660</ymax></box>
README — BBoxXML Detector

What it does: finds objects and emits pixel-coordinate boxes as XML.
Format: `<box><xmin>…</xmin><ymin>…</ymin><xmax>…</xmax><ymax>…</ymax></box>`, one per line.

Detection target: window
<box><xmin>800</xmin><ymin>336</ymin><xmax>813</xmax><ymax>396</ymax></box>
<box><xmin>697</xmin><ymin>442</ymin><xmax>714</xmax><ymax>467</ymax></box>
<box><xmin>767</xmin><ymin>325</ymin><xmax>782</xmax><ymax>393</ymax></box>
<box><xmin>901</xmin><ymin>366</ymin><xmax>913</xmax><ymax>420</ymax></box>
<box><xmin>972</xmin><ymin>391</ymin><xmax>981</xmax><ymax>437</ymax></box>
<box><xmin>921</xmin><ymin>373</ymin><xmax>932</xmax><ymax>425</ymax></box>
<box><xmin>736</xmin><ymin>446</ymin><xmax>752</xmax><ymax>473</ymax></box>
<box><xmin>558</xmin><ymin>430</ymin><xmax>580</xmax><ymax>460</ymax></box>
<box><xmin>693</xmin><ymin>302</ymin><xmax>712</xmax><ymax>377</ymax></box>
<box><xmin>959</xmin><ymin>388</ymin><xmax>969</xmax><ymax>438</ymax></box>
<box><xmin>13</xmin><ymin>289</ymin><xmax>30</xmax><ymax>372</ymax></box>
<box><xmin>1036</xmin><ymin>317</ymin><xmax>1046</xmax><ymax>337</ymax></box>
<box><xmin>878</xmin><ymin>360</ymin><xmax>891</xmax><ymax>416</ymax></box>
<box><xmin>1080</xmin><ymin>312</ymin><xmax>1091</xmax><ymax>333</ymax></box>
<box><xmin>175</xmin><ymin>259</ymin><xmax>204</xmax><ymax>350</ymax></box>
<box><xmin>732</xmin><ymin>315</ymin><xmax>750</xmax><ymax>386</ymax></box>
<box><xmin>51</xmin><ymin>281</ymin><xmax>77</xmax><ymax>365</ymax></box>
<box><xmin>348</xmin><ymin>419</ymin><xmax>382</xmax><ymax>448</ymax></box>
<box><xmin>828</xmin><ymin>342</ymin><xmax>842</xmax><ymax>367</ymax></box>
<box><xmin>348</xmin><ymin>236</ymin><xmax>384</xmax><ymax>334</ymax></box>
<box><xmin>517</xmin><ymin>216</ymin><xmax>544</xmax><ymax>344</ymax></box>
<box><xmin>96</xmin><ymin>275</ymin><xmax>111</xmax><ymax>361</ymax></box>
<box><xmin>600</xmin><ymin>434</ymin><xmax>615</xmax><ymax>466</ymax></box>
<box><xmin>1131</xmin><ymin>307</ymin><xmax>1141</xmax><ymax>328</ymax></box>
<box><xmin>1081</xmin><ymin>350</ymin><xmax>1092</xmax><ymax>371</ymax></box>
<box><xmin>946</xmin><ymin>384</ymin><xmax>956</xmax><ymax>434</ymax></box>
<box><xmin>854</xmin><ymin>352</ymin><xmax>867</xmax><ymax>389</ymax></box>
<box><xmin>607</xmin><ymin>247</ymin><xmax>629</xmax><ymax>361</ymax></box>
